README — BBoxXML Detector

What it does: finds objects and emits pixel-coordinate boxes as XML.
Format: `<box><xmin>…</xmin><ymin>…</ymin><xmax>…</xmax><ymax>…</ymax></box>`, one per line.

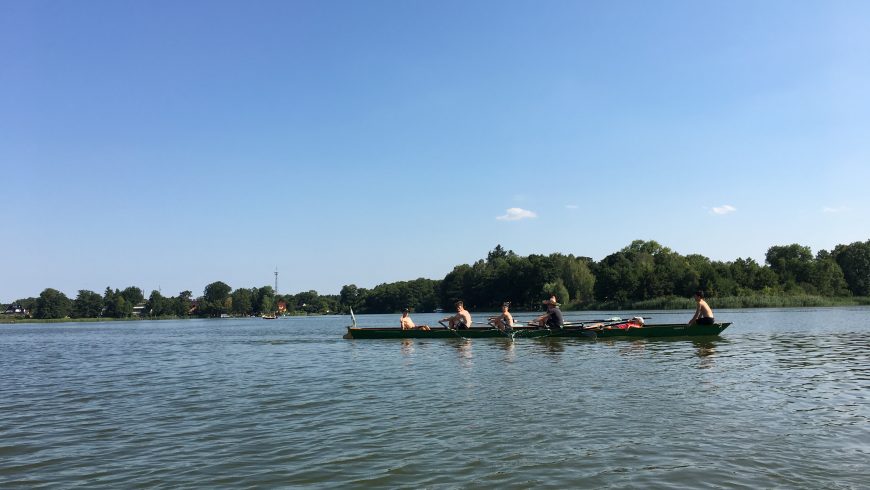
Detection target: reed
<box><xmin>581</xmin><ymin>295</ymin><xmax>870</xmax><ymax>311</ymax></box>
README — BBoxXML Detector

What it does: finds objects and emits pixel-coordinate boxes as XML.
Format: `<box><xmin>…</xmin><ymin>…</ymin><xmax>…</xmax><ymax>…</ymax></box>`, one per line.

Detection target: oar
<box><xmin>439</xmin><ymin>320</ymin><xmax>467</xmax><ymax>340</ymax></box>
<box><xmin>481</xmin><ymin>320</ymin><xmax>517</xmax><ymax>340</ymax></box>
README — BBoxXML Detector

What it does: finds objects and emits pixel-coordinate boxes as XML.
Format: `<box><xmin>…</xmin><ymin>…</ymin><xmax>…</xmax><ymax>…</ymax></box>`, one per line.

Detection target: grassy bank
<box><xmin>0</xmin><ymin>317</ymin><xmax>132</xmax><ymax>324</ymax></box>
<box><xmin>594</xmin><ymin>295</ymin><xmax>870</xmax><ymax>310</ymax></box>
<box><xmin>0</xmin><ymin>312</ymin><xmax>319</xmax><ymax>324</ymax></box>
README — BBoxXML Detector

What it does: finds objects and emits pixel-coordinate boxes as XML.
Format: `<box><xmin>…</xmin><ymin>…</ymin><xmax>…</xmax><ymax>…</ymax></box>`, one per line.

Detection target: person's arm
<box><xmin>689</xmin><ymin>304</ymin><xmax>701</xmax><ymax>324</ymax></box>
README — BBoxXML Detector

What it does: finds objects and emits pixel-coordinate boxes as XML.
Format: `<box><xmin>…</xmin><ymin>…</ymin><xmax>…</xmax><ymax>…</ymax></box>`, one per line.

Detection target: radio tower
<box><xmin>274</xmin><ymin>267</ymin><xmax>279</xmax><ymax>294</ymax></box>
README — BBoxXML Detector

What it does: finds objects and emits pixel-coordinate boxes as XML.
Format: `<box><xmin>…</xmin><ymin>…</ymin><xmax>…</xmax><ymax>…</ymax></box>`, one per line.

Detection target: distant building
<box><xmin>3</xmin><ymin>304</ymin><xmax>27</xmax><ymax>315</ymax></box>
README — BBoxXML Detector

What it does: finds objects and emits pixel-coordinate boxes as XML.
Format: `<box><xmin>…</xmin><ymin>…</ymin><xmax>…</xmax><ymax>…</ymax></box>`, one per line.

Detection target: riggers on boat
<box><xmin>343</xmin><ymin>322</ymin><xmax>731</xmax><ymax>340</ymax></box>
<box><xmin>552</xmin><ymin>322</ymin><xmax>731</xmax><ymax>338</ymax></box>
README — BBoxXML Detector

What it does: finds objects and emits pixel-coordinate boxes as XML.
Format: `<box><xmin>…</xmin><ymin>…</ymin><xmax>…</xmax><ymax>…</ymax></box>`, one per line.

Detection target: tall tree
<box><xmin>766</xmin><ymin>244</ymin><xmax>814</xmax><ymax>290</ymax></box>
<box><xmin>201</xmin><ymin>281</ymin><xmax>232</xmax><ymax>317</ymax></box>
<box><xmin>173</xmin><ymin>290</ymin><xmax>193</xmax><ymax>317</ymax></box>
<box><xmin>231</xmin><ymin>288</ymin><xmax>253</xmax><ymax>316</ymax></box>
<box><xmin>146</xmin><ymin>290</ymin><xmax>169</xmax><ymax>317</ymax></box>
<box><xmin>35</xmin><ymin>288</ymin><xmax>71</xmax><ymax>319</ymax></box>
<box><xmin>120</xmin><ymin>287</ymin><xmax>144</xmax><ymax>306</ymax></box>
<box><xmin>72</xmin><ymin>290</ymin><xmax>103</xmax><ymax>318</ymax></box>
<box><xmin>833</xmin><ymin>240</ymin><xmax>870</xmax><ymax>296</ymax></box>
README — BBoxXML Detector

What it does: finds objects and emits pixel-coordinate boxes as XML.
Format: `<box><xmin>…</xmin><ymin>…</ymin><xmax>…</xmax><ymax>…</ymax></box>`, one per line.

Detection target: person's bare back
<box><xmin>689</xmin><ymin>291</ymin><xmax>715</xmax><ymax>325</ymax></box>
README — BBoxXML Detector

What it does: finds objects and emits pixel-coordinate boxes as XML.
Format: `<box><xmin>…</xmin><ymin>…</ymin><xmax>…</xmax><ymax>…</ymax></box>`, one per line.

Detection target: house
<box><xmin>3</xmin><ymin>304</ymin><xmax>27</xmax><ymax>315</ymax></box>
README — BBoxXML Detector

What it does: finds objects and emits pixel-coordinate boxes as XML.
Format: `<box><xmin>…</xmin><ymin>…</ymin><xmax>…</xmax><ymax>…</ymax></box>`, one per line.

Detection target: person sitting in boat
<box><xmin>441</xmin><ymin>300</ymin><xmax>472</xmax><ymax>330</ymax></box>
<box><xmin>534</xmin><ymin>295</ymin><xmax>564</xmax><ymax>329</ymax></box>
<box><xmin>689</xmin><ymin>291</ymin><xmax>715</xmax><ymax>325</ymax></box>
<box><xmin>606</xmin><ymin>317</ymin><xmax>644</xmax><ymax>329</ymax></box>
<box><xmin>488</xmin><ymin>302</ymin><xmax>514</xmax><ymax>331</ymax></box>
<box><xmin>401</xmin><ymin>308</ymin><xmax>430</xmax><ymax>331</ymax></box>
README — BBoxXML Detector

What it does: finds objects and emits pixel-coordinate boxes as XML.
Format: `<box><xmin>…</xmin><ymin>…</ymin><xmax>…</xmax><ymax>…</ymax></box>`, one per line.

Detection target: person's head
<box><xmin>402</xmin><ymin>308</ymin><xmax>410</xmax><ymax>317</ymax></box>
<box><xmin>502</xmin><ymin>302</ymin><xmax>510</xmax><ymax>312</ymax></box>
<box><xmin>694</xmin><ymin>291</ymin><xmax>705</xmax><ymax>301</ymax></box>
<box><xmin>630</xmin><ymin>316</ymin><xmax>644</xmax><ymax>326</ymax></box>
<box><xmin>543</xmin><ymin>295</ymin><xmax>559</xmax><ymax>307</ymax></box>
<box><xmin>455</xmin><ymin>300</ymin><xmax>464</xmax><ymax>311</ymax></box>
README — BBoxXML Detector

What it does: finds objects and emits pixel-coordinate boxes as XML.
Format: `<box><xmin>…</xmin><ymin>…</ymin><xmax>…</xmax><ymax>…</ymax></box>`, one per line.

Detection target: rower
<box><xmin>401</xmin><ymin>308</ymin><xmax>430</xmax><ymax>331</ymax></box>
<box><xmin>441</xmin><ymin>300</ymin><xmax>472</xmax><ymax>330</ymax></box>
<box><xmin>535</xmin><ymin>295</ymin><xmax>564</xmax><ymax>329</ymax></box>
<box><xmin>688</xmin><ymin>291</ymin><xmax>715</xmax><ymax>325</ymax></box>
<box><xmin>489</xmin><ymin>302</ymin><xmax>514</xmax><ymax>331</ymax></box>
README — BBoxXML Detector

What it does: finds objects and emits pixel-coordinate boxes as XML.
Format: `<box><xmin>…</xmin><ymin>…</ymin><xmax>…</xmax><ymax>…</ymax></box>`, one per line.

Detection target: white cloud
<box><xmin>565</xmin><ymin>204</ymin><xmax>579</xmax><ymax>209</ymax></box>
<box><xmin>496</xmin><ymin>208</ymin><xmax>538</xmax><ymax>221</ymax></box>
<box><xmin>822</xmin><ymin>206</ymin><xmax>849</xmax><ymax>213</ymax></box>
<box><xmin>711</xmin><ymin>205</ymin><xmax>737</xmax><ymax>215</ymax></box>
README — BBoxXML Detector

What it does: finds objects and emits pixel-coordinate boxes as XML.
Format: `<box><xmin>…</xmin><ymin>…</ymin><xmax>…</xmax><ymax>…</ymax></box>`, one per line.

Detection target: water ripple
<box><xmin>2</xmin><ymin>310</ymin><xmax>869</xmax><ymax>487</ymax></box>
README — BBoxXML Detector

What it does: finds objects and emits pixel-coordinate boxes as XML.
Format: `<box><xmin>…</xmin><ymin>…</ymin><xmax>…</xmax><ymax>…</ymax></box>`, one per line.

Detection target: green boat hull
<box><xmin>343</xmin><ymin>326</ymin><xmax>552</xmax><ymax>339</ymax></box>
<box><xmin>344</xmin><ymin>323</ymin><xmax>731</xmax><ymax>339</ymax></box>
<box><xmin>552</xmin><ymin>322</ymin><xmax>731</xmax><ymax>338</ymax></box>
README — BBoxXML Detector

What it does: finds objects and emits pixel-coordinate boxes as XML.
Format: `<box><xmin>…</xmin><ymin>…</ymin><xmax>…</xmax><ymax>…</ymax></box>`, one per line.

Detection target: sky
<box><xmin>2</xmin><ymin>0</ymin><xmax>870</xmax><ymax>301</ymax></box>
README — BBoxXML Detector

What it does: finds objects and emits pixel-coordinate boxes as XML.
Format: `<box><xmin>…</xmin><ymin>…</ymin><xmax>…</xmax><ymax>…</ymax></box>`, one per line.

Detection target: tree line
<box><xmin>4</xmin><ymin>239</ymin><xmax>869</xmax><ymax>320</ymax></box>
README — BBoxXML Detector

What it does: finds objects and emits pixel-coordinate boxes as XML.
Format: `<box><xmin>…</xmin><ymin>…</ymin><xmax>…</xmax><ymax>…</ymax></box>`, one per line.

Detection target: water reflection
<box><xmin>540</xmin><ymin>339</ymin><xmax>565</xmax><ymax>356</ymax></box>
<box><xmin>616</xmin><ymin>340</ymin><xmax>647</xmax><ymax>356</ymax></box>
<box><xmin>400</xmin><ymin>339</ymin><xmax>415</xmax><ymax>357</ymax></box>
<box><xmin>450</xmin><ymin>339</ymin><xmax>474</xmax><ymax>367</ymax></box>
<box><xmin>497</xmin><ymin>339</ymin><xmax>516</xmax><ymax>362</ymax></box>
<box><xmin>693</xmin><ymin>340</ymin><xmax>718</xmax><ymax>369</ymax></box>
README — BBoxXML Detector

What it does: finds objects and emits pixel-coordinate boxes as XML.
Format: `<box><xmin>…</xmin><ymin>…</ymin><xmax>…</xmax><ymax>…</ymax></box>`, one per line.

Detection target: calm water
<box><xmin>1</xmin><ymin>307</ymin><xmax>868</xmax><ymax>488</ymax></box>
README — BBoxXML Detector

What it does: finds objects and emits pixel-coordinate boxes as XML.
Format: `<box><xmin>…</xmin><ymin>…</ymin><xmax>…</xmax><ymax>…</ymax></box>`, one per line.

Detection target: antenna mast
<box><xmin>274</xmin><ymin>267</ymin><xmax>279</xmax><ymax>294</ymax></box>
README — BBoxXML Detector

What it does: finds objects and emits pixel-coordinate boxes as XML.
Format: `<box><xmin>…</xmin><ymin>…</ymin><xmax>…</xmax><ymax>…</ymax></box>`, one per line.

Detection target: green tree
<box><xmin>72</xmin><ymin>290</ymin><xmax>103</xmax><ymax>318</ymax></box>
<box><xmin>766</xmin><ymin>244</ymin><xmax>814</xmax><ymax>291</ymax></box>
<box><xmin>102</xmin><ymin>287</ymin><xmax>130</xmax><ymax>318</ymax></box>
<box><xmin>833</xmin><ymin>240</ymin><xmax>870</xmax><ymax>296</ymax></box>
<box><xmin>252</xmin><ymin>286</ymin><xmax>275</xmax><ymax>315</ymax></box>
<box><xmin>113</xmin><ymin>295</ymin><xmax>133</xmax><ymax>318</ymax></box>
<box><xmin>120</xmin><ymin>287</ymin><xmax>144</xmax><ymax>307</ymax></box>
<box><xmin>804</xmin><ymin>250</ymin><xmax>849</xmax><ymax>296</ymax></box>
<box><xmin>146</xmin><ymin>290</ymin><xmax>170</xmax><ymax>317</ymax></box>
<box><xmin>173</xmin><ymin>290</ymin><xmax>193</xmax><ymax>317</ymax></box>
<box><xmin>35</xmin><ymin>288</ymin><xmax>71</xmax><ymax>319</ymax></box>
<box><xmin>204</xmin><ymin>281</ymin><xmax>232</xmax><ymax>304</ymax></box>
<box><xmin>201</xmin><ymin>281</ymin><xmax>232</xmax><ymax>317</ymax></box>
<box><xmin>340</xmin><ymin>284</ymin><xmax>367</xmax><ymax>312</ymax></box>
<box><xmin>231</xmin><ymin>288</ymin><xmax>253</xmax><ymax>316</ymax></box>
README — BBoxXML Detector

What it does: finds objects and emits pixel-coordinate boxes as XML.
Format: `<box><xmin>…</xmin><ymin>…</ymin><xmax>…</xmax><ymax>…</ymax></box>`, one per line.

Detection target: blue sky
<box><xmin>2</xmin><ymin>0</ymin><xmax>869</xmax><ymax>301</ymax></box>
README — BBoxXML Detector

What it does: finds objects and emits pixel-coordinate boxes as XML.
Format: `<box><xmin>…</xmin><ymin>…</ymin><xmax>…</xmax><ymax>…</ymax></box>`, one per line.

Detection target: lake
<box><xmin>1</xmin><ymin>307</ymin><xmax>868</xmax><ymax>488</ymax></box>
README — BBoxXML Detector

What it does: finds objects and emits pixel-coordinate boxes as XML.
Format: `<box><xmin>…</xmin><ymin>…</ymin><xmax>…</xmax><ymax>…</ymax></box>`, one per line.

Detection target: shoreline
<box><xmin>4</xmin><ymin>296</ymin><xmax>868</xmax><ymax>324</ymax></box>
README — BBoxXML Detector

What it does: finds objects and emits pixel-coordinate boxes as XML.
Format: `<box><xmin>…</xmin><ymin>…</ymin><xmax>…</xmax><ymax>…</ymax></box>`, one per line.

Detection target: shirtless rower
<box><xmin>489</xmin><ymin>302</ymin><xmax>514</xmax><ymax>331</ymax></box>
<box><xmin>441</xmin><ymin>300</ymin><xmax>472</xmax><ymax>330</ymax></box>
<box><xmin>688</xmin><ymin>291</ymin><xmax>715</xmax><ymax>325</ymax></box>
<box><xmin>400</xmin><ymin>308</ymin><xmax>430</xmax><ymax>331</ymax></box>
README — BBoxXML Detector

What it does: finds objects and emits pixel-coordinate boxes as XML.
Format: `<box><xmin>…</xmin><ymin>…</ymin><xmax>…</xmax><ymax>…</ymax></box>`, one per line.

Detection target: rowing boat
<box><xmin>343</xmin><ymin>322</ymin><xmax>731</xmax><ymax>339</ymax></box>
